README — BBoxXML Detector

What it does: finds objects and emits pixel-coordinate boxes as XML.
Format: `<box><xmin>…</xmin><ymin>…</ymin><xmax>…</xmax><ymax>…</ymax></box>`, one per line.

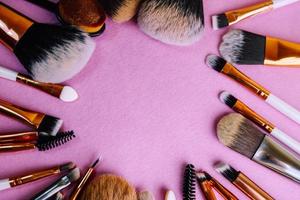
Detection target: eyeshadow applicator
<box><xmin>206</xmin><ymin>54</ymin><xmax>300</xmax><ymax>125</ymax></box>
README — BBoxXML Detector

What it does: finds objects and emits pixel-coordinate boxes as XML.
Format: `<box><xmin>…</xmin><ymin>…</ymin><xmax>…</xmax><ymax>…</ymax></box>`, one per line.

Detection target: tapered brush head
<box><xmin>219</xmin><ymin>91</ymin><xmax>237</xmax><ymax>108</ymax></box>
<box><xmin>38</xmin><ymin>115</ymin><xmax>63</xmax><ymax>136</ymax></box>
<box><xmin>137</xmin><ymin>0</ymin><xmax>204</xmax><ymax>46</ymax></box>
<box><xmin>183</xmin><ymin>164</ymin><xmax>196</xmax><ymax>200</ymax></box>
<box><xmin>37</xmin><ymin>131</ymin><xmax>75</xmax><ymax>151</ymax></box>
<box><xmin>212</xmin><ymin>14</ymin><xmax>228</xmax><ymax>30</ymax></box>
<box><xmin>14</xmin><ymin>23</ymin><xmax>95</xmax><ymax>83</ymax></box>
<box><xmin>67</xmin><ymin>167</ymin><xmax>81</xmax><ymax>182</ymax></box>
<box><xmin>205</xmin><ymin>54</ymin><xmax>227</xmax><ymax>72</ymax></box>
<box><xmin>217</xmin><ymin>113</ymin><xmax>265</xmax><ymax>159</ymax></box>
<box><xmin>214</xmin><ymin>162</ymin><xmax>239</xmax><ymax>182</ymax></box>
<box><xmin>138</xmin><ymin>191</ymin><xmax>154</xmax><ymax>200</ymax></box>
<box><xmin>165</xmin><ymin>190</ymin><xmax>176</xmax><ymax>200</ymax></box>
<box><xmin>219</xmin><ymin>29</ymin><xmax>266</xmax><ymax>64</ymax></box>
<box><xmin>195</xmin><ymin>171</ymin><xmax>212</xmax><ymax>182</ymax></box>
<box><xmin>60</xmin><ymin>86</ymin><xmax>79</xmax><ymax>102</ymax></box>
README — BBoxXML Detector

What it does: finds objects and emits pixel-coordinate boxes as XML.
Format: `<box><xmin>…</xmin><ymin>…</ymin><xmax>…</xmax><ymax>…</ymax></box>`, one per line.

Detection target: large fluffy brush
<box><xmin>137</xmin><ymin>0</ymin><xmax>204</xmax><ymax>46</ymax></box>
<box><xmin>0</xmin><ymin>2</ymin><xmax>95</xmax><ymax>83</ymax></box>
<box><xmin>212</xmin><ymin>0</ymin><xmax>300</xmax><ymax>30</ymax></box>
<box><xmin>183</xmin><ymin>164</ymin><xmax>196</xmax><ymax>200</ymax></box>
<box><xmin>219</xmin><ymin>29</ymin><xmax>300</xmax><ymax>66</ymax></box>
<box><xmin>217</xmin><ymin>113</ymin><xmax>300</xmax><ymax>183</ymax></box>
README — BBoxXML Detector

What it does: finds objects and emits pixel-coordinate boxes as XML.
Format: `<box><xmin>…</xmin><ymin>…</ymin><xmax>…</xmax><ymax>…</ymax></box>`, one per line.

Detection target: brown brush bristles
<box><xmin>217</xmin><ymin>113</ymin><xmax>265</xmax><ymax>159</ymax></box>
<box><xmin>79</xmin><ymin>174</ymin><xmax>138</xmax><ymax>200</ymax></box>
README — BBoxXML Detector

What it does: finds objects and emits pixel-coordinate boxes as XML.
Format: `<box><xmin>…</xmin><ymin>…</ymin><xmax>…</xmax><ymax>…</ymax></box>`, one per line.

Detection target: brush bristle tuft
<box><xmin>60</xmin><ymin>162</ymin><xmax>76</xmax><ymax>172</ymax></box>
<box><xmin>219</xmin><ymin>91</ymin><xmax>237</xmax><ymax>108</ymax></box>
<box><xmin>37</xmin><ymin>131</ymin><xmax>75</xmax><ymax>151</ymax></box>
<box><xmin>217</xmin><ymin>113</ymin><xmax>265</xmax><ymax>158</ymax></box>
<box><xmin>98</xmin><ymin>0</ymin><xmax>127</xmax><ymax>18</ymax></box>
<box><xmin>219</xmin><ymin>29</ymin><xmax>266</xmax><ymax>64</ymax></box>
<box><xmin>206</xmin><ymin>54</ymin><xmax>226</xmax><ymax>72</ymax></box>
<box><xmin>67</xmin><ymin>167</ymin><xmax>81</xmax><ymax>182</ymax></box>
<box><xmin>38</xmin><ymin>115</ymin><xmax>63</xmax><ymax>136</ymax></box>
<box><xmin>183</xmin><ymin>164</ymin><xmax>196</xmax><ymax>200</ymax></box>
<box><xmin>138</xmin><ymin>191</ymin><xmax>155</xmax><ymax>200</ymax></box>
<box><xmin>195</xmin><ymin>171</ymin><xmax>212</xmax><ymax>182</ymax></box>
<box><xmin>60</xmin><ymin>86</ymin><xmax>78</xmax><ymax>102</ymax></box>
<box><xmin>214</xmin><ymin>162</ymin><xmax>238</xmax><ymax>182</ymax></box>
<box><xmin>212</xmin><ymin>14</ymin><xmax>228</xmax><ymax>30</ymax></box>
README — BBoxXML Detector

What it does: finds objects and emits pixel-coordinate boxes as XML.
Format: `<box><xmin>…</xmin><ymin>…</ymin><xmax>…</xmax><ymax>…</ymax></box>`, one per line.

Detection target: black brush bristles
<box><xmin>183</xmin><ymin>164</ymin><xmax>196</xmax><ymax>200</ymax></box>
<box><xmin>206</xmin><ymin>54</ymin><xmax>227</xmax><ymax>72</ymax></box>
<box><xmin>212</xmin><ymin>14</ymin><xmax>228</xmax><ymax>30</ymax></box>
<box><xmin>220</xmin><ymin>29</ymin><xmax>266</xmax><ymax>65</ymax></box>
<box><xmin>219</xmin><ymin>91</ymin><xmax>237</xmax><ymax>108</ymax></box>
<box><xmin>98</xmin><ymin>0</ymin><xmax>127</xmax><ymax>18</ymax></box>
<box><xmin>38</xmin><ymin>115</ymin><xmax>63</xmax><ymax>136</ymax></box>
<box><xmin>215</xmin><ymin>162</ymin><xmax>239</xmax><ymax>183</ymax></box>
<box><xmin>37</xmin><ymin>131</ymin><xmax>75</xmax><ymax>151</ymax></box>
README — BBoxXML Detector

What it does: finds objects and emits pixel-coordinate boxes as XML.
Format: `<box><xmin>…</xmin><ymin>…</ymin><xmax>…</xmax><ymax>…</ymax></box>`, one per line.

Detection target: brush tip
<box><xmin>38</xmin><ymin>115</ymin><xmax>63</xmax><ymax>136</ymax></box>
<box><xmin>139</xmin><ymin>191</ymin><xmax>155</xmax><ymax>200</ymax></box>
<box><xmin>91</xmin><ymin>157</ymin><xmax>101</xmax><ymax>168</ymax></box>
<box><xmin>212</xmin><ymin>14</ymin><xmax>228</xmax><ymax>30</ymax></box>
<box><xmin>165</xmin><ymin>190</ymin><xmax>176</xmax><ymax>200</ymax></box>
<box><xmin>60</xmin><ymin>162</ymin><xmax>76</xmax><ymax>172</ymax></box>
<box><xmin>214</xmin><ymin>162</ymin><xmax>238</xmax><ymax>182</ymax></box>
<box><xmin>67</xmin><ymin>167</ymin><xmax>81</xmax><ymax>182</ymax></box>
<box><xmin>219</xmin><ymin>91</ymin><xmax>237</xmax><ymax>108</ymax></box>
<box><xmin>195</xmin><ymin>171</ymin><xmax>212</xmax><ymax>182</ymax></box>
<box><xmin>60</xmin><ymin>86</ymin><xmax>78</xmax><ymax>102</ymax></box>
<box><xmin>206</xmin><ymin>54</ymin><xmax>226</xmax><ymax>72</ymax></box>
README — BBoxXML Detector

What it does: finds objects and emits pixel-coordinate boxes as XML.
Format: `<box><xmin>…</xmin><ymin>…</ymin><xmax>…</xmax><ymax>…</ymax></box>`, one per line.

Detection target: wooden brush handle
<box><xmin>0</xmin><ymin>142</ymin><xmax>35</xmax><ymax>152</ymax></box>
<box><xmin>0</xmin><ymin>132</ymin><xmax>38</xmax><ymax>143</ymax></box>
<box><xmin>26</xmin><ymin>0</ymin><xmax>57</xmax><ymax>13</ymax></box>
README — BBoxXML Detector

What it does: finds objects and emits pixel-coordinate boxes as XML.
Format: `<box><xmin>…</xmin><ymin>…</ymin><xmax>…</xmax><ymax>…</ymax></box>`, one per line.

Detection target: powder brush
<box><xmin>0</xmin><ymin>65</ymin><xmax>78</xmax><ymax>102</ymax></box>
<box><xmin>0</xmin><ymin>2</ymin><xmax>95</xmax><ymax>83</ymax></box>
<box><xmin>26</xmin><ymin>0</ymin><xmax>106</xmax><ymax>36</ymax></box>
<box><xmin>220</xmin><ymin>29</ymin><xmax>300</xmax><ymax>66</ymax></box>
<box><xmin>139</xmin><ymin>191</ymin><xmax>155</xmax><ymax>200</ymax></box>
<box><xmin>0</xmin><ymin>98</ymin><xmax>63</xmax><ymax>136</ymax></box>
<box><xmin>137</xmin><ymin>0</ymin><xmax>204</xmax><ymax>46</ymax></box>
<box><xmin>220</xmin><ymin>91</ymin><xmax>300</xmax><ymax>154</ymax></box>
<box><xmin>206</xmin><ymin>54</ymin><xmax>300</xmax><ymax>125</ymax></box>
<box><xmin>217</xmin><ymin>113</ymin><xmax>300</xmax><ymax>183</ymax></box>
<box><xmin>212</xmin><ymin>0</ymin><xmax>300</xmax><ymax>30</ymax></box>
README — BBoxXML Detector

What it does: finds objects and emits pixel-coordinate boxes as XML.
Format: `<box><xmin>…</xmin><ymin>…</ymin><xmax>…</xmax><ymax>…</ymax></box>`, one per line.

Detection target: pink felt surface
<box><xmin>0</xmin><ymin>0</ymin><xmax>300</xmax><ymax>199</ymax></box>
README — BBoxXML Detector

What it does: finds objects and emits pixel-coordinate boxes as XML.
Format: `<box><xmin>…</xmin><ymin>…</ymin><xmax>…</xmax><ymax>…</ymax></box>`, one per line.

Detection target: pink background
<box><xmin>1</xmin><ymin>0</ymin><xmax>300</xmax><ymax>199</ymax></box>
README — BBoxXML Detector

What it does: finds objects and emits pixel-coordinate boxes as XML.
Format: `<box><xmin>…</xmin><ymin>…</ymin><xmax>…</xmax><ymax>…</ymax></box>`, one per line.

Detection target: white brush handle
<box><xmin>0</xmin><ymin>179</ymin><xmax>11</xmax><ymax>191</ymax></box>
<box><xmin>266</xmin><ymin>94</ymin><xmax>300</xmax><ymax>125</ymax></box>
<box><xmin>272</xmin><ymin>0</ymin><xmax>300</xmax><ymax>8</ymax></box>
<box><xmin>271</xmin><ymin>128</ymin><xmax>300</xmax><ymax>154</ymax></box>
<box><xmin>0</xmin><ymin>66</ymin><xmax>18</xmax><ymax>81</ymax></box>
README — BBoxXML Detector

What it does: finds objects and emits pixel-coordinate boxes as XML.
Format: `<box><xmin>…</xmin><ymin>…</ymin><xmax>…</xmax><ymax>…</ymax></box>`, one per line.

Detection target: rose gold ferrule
<box><xmin>199</xmin><ymin>181</ymin><xmax>217</xmax><ymax>200</ymax></box>
<box><xmin>233</xmin><ymin>173</ymin><xmax>274</xmax><ymax>200</ymax></box>
<box><xmin>0</xmin><ymin>131</ymin><xmax>38</xmax><ymax>143</ymax></box>
<box><xmin>222</xmin><ymin>63</ymin><xmax>271</xmax><ymax>99</ymax></box>
<box><xmin>225</xmin><ymin>0</ymin><xmax>273</xmax><ymax>26</ymax></box>
<box><xmin>0</xmin><ymin>142</ymin><xmax>35</xmax><ymax>153</ymax></box>
<box><xmin>9</xmin><ymin>166</ymin><xmax>63</xmax><ymax>187</ymax></box>
<box><xmin>265</xmin><ymin>37</ymin><xmax>300</xmax><ymax>66</ymax></box>
<box><xmin>233</xmin><ymin>99</ymin><xmax>275</xmax><ymax>133</ymax></box>
<box><xmin>69</xmin><ymin>168</ymin><xmax>94</xmax><ymax>200</ymax></box>
<box><xmin>16</xmin><ymin>74</ymin><xmax>64</xmax><ymax>98</ymax></box>
<box><xmin>210</xmin><ymin>178</ymin><xmax>238</xmax><ymax>200</ymax></box>
<box><xmin>0</xmin><ymin>2</ymin><xmax>34</xmax><ymax>50</ymax></box>
<box><xmin>0</xmin><ymin>99</ymin><xmax>45</xmax><ymax>129</ymax></box>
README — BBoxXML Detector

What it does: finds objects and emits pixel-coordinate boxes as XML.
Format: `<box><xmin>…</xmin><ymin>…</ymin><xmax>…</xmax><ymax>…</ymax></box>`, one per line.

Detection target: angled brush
<box><xmin>217</xmin><ymin>113</ymin><xmax>300</xmax><ymax>183</ymax></box>
<box><xmin>206</xmin><ymin>54</ymin><xmax>300</xmax><ymax>125</ymax></box>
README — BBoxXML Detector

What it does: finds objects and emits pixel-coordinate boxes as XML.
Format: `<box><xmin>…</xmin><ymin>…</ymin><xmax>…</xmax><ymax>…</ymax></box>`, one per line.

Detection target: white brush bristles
<box><xmin>212</xmin><ymin>15</ymin><xmax>220</xmax><ymax>30</ymax></box>
<box><xmin>165</xmin><ymin>190</ymin><xmax>176</xmax><ymax>200</ymax></box>
<box><xmin>272</xmin><ymin>0</ymin><xmax>300</xmax><ymax>8</ymax></box>
<box><xmin>219</xmin><ymin>91</ymin><xmax>231</xmax><ymax>104</ymax></box>
<box><xmin>60</xmin><ymin>86</ymin><xmax>78</xmax><ymax>102</ymax></box>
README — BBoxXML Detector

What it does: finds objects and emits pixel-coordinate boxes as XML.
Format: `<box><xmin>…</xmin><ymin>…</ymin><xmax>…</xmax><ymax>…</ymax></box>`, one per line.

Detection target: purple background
<box><xmin>1</xmin><ymin>0</ymin><xmax>300</xmax><ymax>199</ymax></box>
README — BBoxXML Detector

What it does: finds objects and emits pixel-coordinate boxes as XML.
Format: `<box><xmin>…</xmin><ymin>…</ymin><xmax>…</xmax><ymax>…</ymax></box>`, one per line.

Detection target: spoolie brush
<box><xmin>137</xmin><ymin>0</ymin><xmax>204</xmax><ymax>46</ymax></box>
<box><xmin>183</xmin><ymin>164</ymin><xmax>196</xmax><ymax>200</ymax></box>
<box><xmin>220</xmin><ymin>29</ymin><xmax>300</xmax><ymax>66</ymax></box>
<box><xmin>0</xmin><ymin>2</ymin><xmax>95</xmax><ymax>83</ymax></box>
<box><xmin>37</xmin><ymin>131</ymin><xmax>75</xmax><ymax>151</ymax></box>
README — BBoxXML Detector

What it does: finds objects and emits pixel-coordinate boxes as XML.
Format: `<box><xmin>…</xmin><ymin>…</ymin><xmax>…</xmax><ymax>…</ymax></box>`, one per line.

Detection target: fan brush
<box><xmin>183</xmin><ymin>164</ymin><xmax>196</xmax><ymax>200</ymax></box>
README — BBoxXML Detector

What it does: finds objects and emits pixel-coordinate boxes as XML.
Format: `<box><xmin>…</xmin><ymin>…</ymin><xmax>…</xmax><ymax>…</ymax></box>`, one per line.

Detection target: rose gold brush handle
<box><xmin>0</xmin><ymin>2</ymin><xmax>33</xmax><ymax>50</ymax></box>
<box><xmin>0</xmin><ymin>99</ymin><xmax>45</xmax><ymax>129</ymax></box>
<box><xmin>200</xmin><ymin>181</ymin><xmax>217</xmax><ymax>200</ymax></box>
<box><xmin>0</xmin><ymin>142</ymin><xmax>35</xmax><ymax>152</ymax></box>
<box><xmin>211</xmin><ymin>178</ymin><xmax>238</xmax><ymax>200</ymax></box>
<box><xmin>0</xmin><ymin>131</ymin><xmax>38</xmax><ymax>143</ymax></box>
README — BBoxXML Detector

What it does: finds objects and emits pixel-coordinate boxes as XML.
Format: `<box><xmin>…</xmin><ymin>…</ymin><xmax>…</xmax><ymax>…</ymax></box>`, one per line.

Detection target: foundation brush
<box><xmin>206</xmin><ymin>54</ymin><xmax>300</xmax><ymax>125</ymax></box>
<box><xmin>212</xmin><ymin>0</ymin><xmax>300</xmax><ymax>30</ymax></box>
<box><xmin>0</xmin><ymin>65</ymin><xmax>78</xmax><ymax>102</ymax></box>
<box><xmin>217</xmin><ymin>113</ymin><xmax>300</xmax><ymax>183</ymax></box>
<box><xmin>0</xmin><ymin>2</ymin><xmax>95</xmax><ymax>83</ymax></box>
<box><xmin>26</xmin><ymin>0</ymin><xmax>106</xmax><ymax>36</ymax></box>
<box><xmin>220</xmin><ymin>29</ymin><xmax>300</xmax><ymax>66</ymax></box>
<box><xmin>215</xmin><ymin>162</ymin><xmax>274</xmax><ymax>200</ymax></box>
<box><xmin>0</xmin><ymin>98</ymin><xmax>63</xmax><ymax>136</ymax></box>
<box><xmin>220</xmin><ymin>91</ymin><xmax>300</xmax><ymax>154</ymax></box>
<box><xmin>0</xmin><ymin>162</ymin><xmax>75</xmax><ymax>191</ymax></box>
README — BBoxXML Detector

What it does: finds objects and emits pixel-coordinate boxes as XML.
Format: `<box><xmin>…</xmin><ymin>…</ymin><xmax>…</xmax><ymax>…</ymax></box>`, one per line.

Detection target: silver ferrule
<box><xmin>253</xmin><ymin>136</ymin><xmax>300</xmax><ymax>183</ymax></box>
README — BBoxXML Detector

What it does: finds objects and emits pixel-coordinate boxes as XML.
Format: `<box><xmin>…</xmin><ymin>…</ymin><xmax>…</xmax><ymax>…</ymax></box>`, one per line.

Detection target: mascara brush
<box><xmin>217</xmin><ymin>113</ymin><xmax>300</xmax><ymax>183</ymax></box>
<box><xmin>220</xmin><ymin>29</ymin><xmax>300</xmax><ymax>66</ymax></box>
<box><xmin>0</xmin><ymin>98</ymin><xmax>63</xmax><ymax>136</ymax></box>
<box><xmin>0</xmin><ymin>65</ymin><xmax>78</xmax><ymax>102</ymax></box>
<box><xmin>183</xmin><ymin>164</ymin><xmax>196</xmax><ymax>200</ymax></box>
<box><xmin>206</xmin><ymin>54</ymin><xmax>300</xmax><ymax>125</ymax></box>
<box><xmin>212</xmin><ymin>0</ymin><xmax>300</xmax><ymax>30</ymax></box>
<box><xmin>0</xmin><ymin>162</ymin><xmax>75</xmax><ymax>191</ymax></box>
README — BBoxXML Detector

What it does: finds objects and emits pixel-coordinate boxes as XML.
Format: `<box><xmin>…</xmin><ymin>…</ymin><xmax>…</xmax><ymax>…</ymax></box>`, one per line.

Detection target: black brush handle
<box><xmin>26</xmin><ymin>0</ymin><xmax>57</xmax><ymax>13</ymax></box>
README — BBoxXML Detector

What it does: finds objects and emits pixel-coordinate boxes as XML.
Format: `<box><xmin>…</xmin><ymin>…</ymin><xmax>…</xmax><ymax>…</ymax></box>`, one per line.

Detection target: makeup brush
<box><xmin>137</xmin><ymin>0</ymin><xmax>204</xmax><ymax>46</ymax></box>
<box><xmin>0</xmin><ymin>98</ymin><xmax>63</xmax><ymax>136</ymax></box>
<box><xmin>99</xmin><ymin>0</ymin><xmax>141</xmax><ymax>23</ymax></box>
<box><xmin>183</xmin><ymin>164</ymin><xmax>196</xmax><ymax>200</ymax></box>
<box><xmin>0</xmin><ymin>2</ymin><xmax>95</xmax><ymax>83</ymax></box>
<box><xmin>212</xmin><ymin>0</ymin><xmax>300</xmax><ymax>30</ymax></box>
<box><xmin>32</xmin><ymin>168</ymin><xmax>81</xmax><ymax>200</ymax></box>
<box><xmin>79</xmin><ymin>174</ymin><xmax>138</xmax><ymax>200</ymax></box>
<box><xmin>0</xmin><ymin>162</ymin><xmax>75</xmax><ymax>191</ymax></box>
<box><xmin>69</xmin><ymin>157</ymin><xmax>101</xmax><ymax>200</ymax></box>
<box><xmin>0</xmin><ymin>66</ymin><xmax>78</xmax><ymax>102</ymax></box>
<box><xmin>220</xmin><ymin>91</ymin><xmax>300</xmax><ymax>154</ymax></box>
<box><xmin>215</xmin><ymin>162</ymin><xmax>274</xmax><ymax>200</ymax></box>
<box><xmin>138</xmin><ymin>191</ymin><xmax>155</xmax><ymax>200</ymax></box>
<box><xmin>165</xmin><ymin>190</ymin><xmax>176</xmax><ymax>200</ymax></box>
<box><xmin>52</xmin><ymin>192</ymin><xmax>64</xmax><ymax>200</ymax></box>
<box><xmin>26</xmin><ymin>0</ymin><xmax>106</xmax><ymax>36</ymax></box>
<box><xmin>220</xmin><ymin>29</ymin><xmax>300</xmax><ymax>66</ymax></box>
<box><xmin>206</xmin><ymin>54</ymin><xmax>300</xmax><ymax>125</ymax></box>
<box><xmin>217</xmin><ymin>113</ymin><xmax>300</xmax><ymax>183</ymax></box>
